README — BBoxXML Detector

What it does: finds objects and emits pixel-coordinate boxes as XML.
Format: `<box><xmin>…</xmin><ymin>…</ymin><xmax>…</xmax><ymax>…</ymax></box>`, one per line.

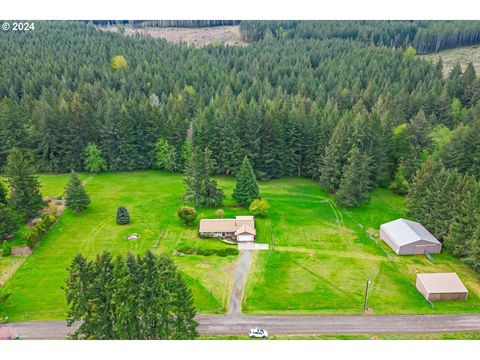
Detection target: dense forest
<box><xmin>240</xmin><ymin>20</ymin><xmax>480</xmax><ymax>54</ymax></box>
<box><xmin>90</xmin><ymin>20</ymin><xmax>240</xmax><ymax>28</ymax></box>
<box><xmin>1</xmin><ymin>21</ymin><xmax>480</xmax><ymax>269</ymax></box>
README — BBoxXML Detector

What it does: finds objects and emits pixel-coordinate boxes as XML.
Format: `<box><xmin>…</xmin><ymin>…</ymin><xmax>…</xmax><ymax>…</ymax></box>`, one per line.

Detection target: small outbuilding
<box><xmin>416</xmin><ymin>273</ymin><xmax>468</xmax><ymax>301</ymax></box>
<box><xmin>379</xmin><ymin>218</ymin><xmax>442</xmax><ymax>255</ymax></box>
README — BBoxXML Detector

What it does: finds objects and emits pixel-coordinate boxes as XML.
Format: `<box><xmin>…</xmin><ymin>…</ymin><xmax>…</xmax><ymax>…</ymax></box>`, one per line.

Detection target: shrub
<box><xmin>176</xmin><ymin>245</ymin><xmax>238</xmax><ymax>257</ymax></box>
<box><xmin>2</xmin><ymin>240</ymin><xmax>12</xmax><ymax>257</ymax></box>
<box><xmin>215</xmin><ymin>209</ymin><xmax>225</xmax><ymax>219</ymax></box>
<box><xmin>25</xmin><ymin>226</ymin><xmax>41</xmax><ymax>249</ymax></box>
<box><xmin>249</xmin><ymin>198</ymin><xmax>270</xmax><ymax>217</ymax></box>
<box><xmin>177</xmin><ymin>206</ymin><xmax>197</xmax><ymax>226</ymax></box>
<box><xmin>116</xmin><ymin>206</ymin><xmax>130</xmax><ymax>225</ymax></box>
<box><xmin>24</xmin><ymin>213</ymin><xmax>56</xmax><ymax>249</ymax></box>
<box><xmin>197</xmin><ymin>248</ymin><xmax>215</xmax><ymax>256</ymax></box>
<box><xmin>217</xmin><ymin>247</ymin><xmax>239</xmax><ymax>257</ymax></box>
<box><xmin>176</xmin><ymin>245</ymin><xmax>197</xmax><ymax>255</ymax></box>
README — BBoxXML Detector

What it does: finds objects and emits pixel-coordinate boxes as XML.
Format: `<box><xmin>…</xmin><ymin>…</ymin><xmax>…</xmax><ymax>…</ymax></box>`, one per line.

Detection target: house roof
<box><xmin>235</xmin><ymin>224</ymin><xmax>256</xmax><ymax>236</ymax></box>
<box><xmin>417</xmin><ymin>273</ymin><xmax>468</xmax><ymax>294</ymax></box>
<box><xmin>199</xmin><ymin>216</ymin><xmax>255</xmax><ymax>234</ymax></box>
<box><xmin>380</xmin><ymin>218</ymin><xmax>441</xmax><ymax>247</ymax></box>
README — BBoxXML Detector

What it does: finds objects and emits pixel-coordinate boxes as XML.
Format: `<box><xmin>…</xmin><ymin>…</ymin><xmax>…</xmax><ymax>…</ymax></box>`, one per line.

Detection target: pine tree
<box><xmin>233</xmin><ymin>156</ymin><xmax>260</xmax><ymax>207</ymax></box>
<box><xmin>66</xmin><ymin>251</ymin><xmax>198</xmax><ymax>339</ymax></box>
<box><xmin>444</xmin><ymin>175</ymin><xmax>480</xmax><ymax>258</ymax></box>
<box><xmin>84</xmin><ymin>143</ymin><xmax>107</xmax><ymax>173</ymax></box>
<box><xmin>336</xmin><ymin>146</ymin><xmax>373</xmax><ymax>207</ymax></box>
<box><xmin>65</xmin><ymin>171</ymin><xmax>91</xmax><ymax>213</ymax></box>
<box><xmin>183</xmin><ymin>147</ymin><xmax>224</xmax><ymax>208</ymax></box>
<box><xmin>155</xmin><ymin>138</ymin><xmax>178</xmax><ymax>172</ymax></box>
<box><xmin>0</xmin><ymin>203</ymin><xmax>18</xmax><ymax>240</ymax></box>
<box><xmin>0</xmin><ymin>180</ymin><xmax>7</xmax><ymax>204</ymax></box>
<box><xmin>4</xmin><ymin>148</ymin><xmax>44</xmax><ymax>219</ymax></box>
<box><xmin>116</xmin><ymin>206</ymin><xmax>130</xmax><ymax>225</ymax></box>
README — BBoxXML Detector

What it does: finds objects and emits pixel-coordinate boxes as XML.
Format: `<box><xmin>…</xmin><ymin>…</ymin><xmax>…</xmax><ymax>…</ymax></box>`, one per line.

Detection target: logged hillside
<box><xmin>422</xmin><ymin>45</ymin><xmax>480</xmax><ymax>77</ymax></box>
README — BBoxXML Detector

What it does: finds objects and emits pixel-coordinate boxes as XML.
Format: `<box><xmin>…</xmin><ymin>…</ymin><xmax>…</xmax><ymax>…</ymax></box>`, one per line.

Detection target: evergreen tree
<box><xmin>183</xmin><ymin>147</ymin><xmax>224</xmax><ymax>208</ymax></box>
<box><xmin>3</xmin><ymin>148</ymin><xmax>44</xmax><ymax>219</ymax></box>
<box><xmin>155</xmin><ymin>138</ymin><xmax>178</xmax><ymax>172</ymax></box>
<box><xmin>116</xmin><ymin>206</ymin><xmax>130</xmax><ymax>225</ymax></box>
<box><xmin>0</xmin><ymin>204</ymin><xmax>18</xmax><ymax>240</ymax></box>
<box><xmin>84</xmin><ymin>144</ymin><xmax>107</xmax><ymax>173</ymax></box>
<box><xmin>444</xmin><ymin>175</ymin><xmax>480</xmax><ymax>258</ymax></box>
<box><xmin>0</xmin><ymin>180</ymin><xmax>7</xmax><ymax>204</ymax></box>
<box><xmin>65</xmin><ymin>171</ymin><xmax>91</xmax><ymax>212</ymax></box>
<box><xmin>66</xmin><ymin>251</ymin><xmax>198</xmax><ymax>339</ymax></box>
<box><xmin>336</xmin><ymin>146</ymin><xmax>373</xmax><ymax>207</ymax></box>
<box><xmin>233</xmin><ymin>156</ymin><xmax>260</xmax><ymax>207</ymax></box>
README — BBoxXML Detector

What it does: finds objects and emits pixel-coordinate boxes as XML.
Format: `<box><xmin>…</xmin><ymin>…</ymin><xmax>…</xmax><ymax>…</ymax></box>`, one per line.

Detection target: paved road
<box><xmin>2</xmin><ymin>314</ymin><xmax>480</xmax><ymax>339</ymax></box>
<box><xmin>227</xmin><ymin>251</ymin><xmax>252</xmax><ymax>316</ymax></box>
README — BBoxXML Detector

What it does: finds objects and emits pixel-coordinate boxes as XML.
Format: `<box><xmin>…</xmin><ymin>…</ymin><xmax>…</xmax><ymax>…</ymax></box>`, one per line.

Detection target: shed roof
<box><xmin>417</xmin><ymin>273</ymin><xmax>468</xmax><ymax>294</ymax></box>
<box><xmin>380</xmin><ymin>218</ymin><xmax>441</xmax><ymax>247</ymax></box>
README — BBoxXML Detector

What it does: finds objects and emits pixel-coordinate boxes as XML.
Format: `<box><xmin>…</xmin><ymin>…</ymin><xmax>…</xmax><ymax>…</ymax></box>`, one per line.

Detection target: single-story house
<box><xmin>199</xmin><ymin>216</ymin><xmax>256</xmax><ymax>242</ymax></box>
<box><xmin>416</xmin><ymin>273</ymin><xmax>468</xmax><ymax>301</ymax></box>
<box><xmin>379</xmin><ymin>218</ymin><xmax>442</xmax><ymax>255</ymax></box>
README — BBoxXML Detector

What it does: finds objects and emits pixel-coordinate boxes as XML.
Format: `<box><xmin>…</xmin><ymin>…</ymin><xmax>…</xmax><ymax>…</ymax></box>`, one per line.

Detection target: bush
<box><xmin>116</xmin><ymin>206</ymin><xmax>130</xmax><ymax>225</ymax></box>
<box><xmin>24</xmin><ymin>214</ymin><xmax>56</xmax><ymax>249</ymax></box>
<box><xmin>217</xmin><ymin>247</ymin><xmax>239</xmax><ymax>257</ymax></box>
<box><xmin>177</xmin><ymin>206</ymin><xmax>197</xmax><ymax>226</ymax></box>
<box><xmin>215</xmin><ymin>209</ymin><xmax>225</xmax><ymax>219</ymax></box>
<box><xmin>2</xmin><ymin>240</ymin><xmax>12</xmax><ymax>257</ymax></box>
<box><xmin>249</xmin><ymin>198</ymin><xmax>270</xmax><ymax>217</ymax></box>
<box><xmin>176</xmin><ymin>245</ymin><xmax>238</xmax><ymax>257</ymax></box>
<box><xmin>25</xmin><ymin>226</ymin><xmax>41</xmax><ymax>249</ymax></box>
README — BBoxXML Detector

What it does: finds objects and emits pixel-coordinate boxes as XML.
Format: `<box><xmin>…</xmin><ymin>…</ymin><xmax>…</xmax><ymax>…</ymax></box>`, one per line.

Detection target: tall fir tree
<box><xmin>65</xmin><ymin>171</ymin><xmax>91</xmax><ymax>213</ymax></box>
<box><xmin>183</xmin><ymin>147</ymin><xmax>224</xmax><ymax>208</ymax></box>
<box><xmin>232</xmin><ymin>156</ymin><xmax>260</xmax><ymax>207</ymax></box>
<box><xmin>3</xmin><ymin>148</ymin><xmax>44</xmax><ymax>219</ymax></box>
<box><xmin>336</xmin><ymin>146</ymin><xmax>373</xmax><ymax>207</ymax></box>
<box><xmin>66</xmin><ymin>251</ymin><xmax>198</xmax><ymax>339</ymax></box>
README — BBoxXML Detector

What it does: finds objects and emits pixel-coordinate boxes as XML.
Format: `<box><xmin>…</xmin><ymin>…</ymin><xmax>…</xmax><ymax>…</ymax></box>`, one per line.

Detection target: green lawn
<box><xmin>1</xmin><ymin>171</ymin><xmax>241</xmax><ymax>321</ymax></box>
<box><xmin>201</xmin><ymin>332</ymin><xmax>480</xmax><ymax>340</ymax></box>
<box><xmin>1</xmin><ymin>172</ymin><xmax>480</xmax><ymax>321</ymax></box>
<box><xmin>243</xmin><ymin>181</ymin><xmax>480</xmax><ymax>315</ymax></box>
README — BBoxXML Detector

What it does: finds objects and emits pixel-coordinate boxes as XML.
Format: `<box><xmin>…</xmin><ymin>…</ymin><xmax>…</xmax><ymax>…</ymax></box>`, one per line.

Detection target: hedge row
<box><xmin>176</xmin><ymin>245</ymin><xmax>239</xmax><ymax>257</ymax></box>
<box><xmin>24</xmin><ymin>214</ymin><xmax>56</xmax><ymax>249</ymax></box>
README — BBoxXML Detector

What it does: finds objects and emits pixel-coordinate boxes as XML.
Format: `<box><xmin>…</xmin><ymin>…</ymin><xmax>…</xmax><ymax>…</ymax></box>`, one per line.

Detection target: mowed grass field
<box><xmin>243</xmin><ymin>187</ymin><xmax>480</xmax><ymax>315</ymax></box>
<box><xmin>1</xmin><ymin>172</ymin><xmax>480</xmax><ymax>321</ymax></box>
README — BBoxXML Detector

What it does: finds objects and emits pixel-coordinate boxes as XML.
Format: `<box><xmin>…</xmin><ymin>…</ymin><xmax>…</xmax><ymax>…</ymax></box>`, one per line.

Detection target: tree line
<box><xmin>240</xmin><ymin>20</ymin><xmax>480</xmax><ymax>54</ymax></box>
<box><xmin>407</xmin><ymin>159</ymin><xmax>480</xmax><ymax>272</ymax></box>
<box><xmin>1</xmin><ymin>22</ymin><xmax>480</xmax><ymax>204</ymax></box>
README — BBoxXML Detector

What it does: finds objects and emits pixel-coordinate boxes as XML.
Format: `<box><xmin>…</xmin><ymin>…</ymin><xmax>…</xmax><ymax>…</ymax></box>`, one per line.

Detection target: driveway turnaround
<box><xmin>2</xmin><ymin>314</ymin><xmax>480</xmax><ymax>339</ymax></box>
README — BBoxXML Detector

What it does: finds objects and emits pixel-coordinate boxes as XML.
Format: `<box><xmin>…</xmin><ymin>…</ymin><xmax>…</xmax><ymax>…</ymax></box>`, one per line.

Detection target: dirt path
<box><xmin>227</xmin><ymin>251</ymin><xmax>252</xmax><ymax>316</ymax></box>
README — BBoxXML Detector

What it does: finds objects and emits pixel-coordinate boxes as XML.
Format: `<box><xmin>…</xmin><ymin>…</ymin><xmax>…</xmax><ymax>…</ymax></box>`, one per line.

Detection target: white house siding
<box><xmin>237</xmin><ymin>234</ymin><xmax>254</xmax><ymax>242</ymax></box>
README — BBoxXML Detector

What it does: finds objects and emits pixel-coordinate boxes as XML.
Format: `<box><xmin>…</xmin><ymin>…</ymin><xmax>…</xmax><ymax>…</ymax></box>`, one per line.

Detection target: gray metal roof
<box><xmin>380</xmin><ymin>218</ymin><xmax>441</xmax><ymax>247</ymax></box>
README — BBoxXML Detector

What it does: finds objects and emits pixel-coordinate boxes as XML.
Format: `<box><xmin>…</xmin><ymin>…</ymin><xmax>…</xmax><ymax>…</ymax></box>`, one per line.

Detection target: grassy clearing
<box><xmin>243</xmin><ymin>181</ymin><xmax>480</xmax><ymax>315</ymax></box>
<box><xmin>2</xmin><ymin>172</ymin><xmax>480</xmax><ymax>321</ymax></box>
<box><xmin>0</xmin><ymin>171</ymin><xmax>240</xmax><ymax>321</ymax></box>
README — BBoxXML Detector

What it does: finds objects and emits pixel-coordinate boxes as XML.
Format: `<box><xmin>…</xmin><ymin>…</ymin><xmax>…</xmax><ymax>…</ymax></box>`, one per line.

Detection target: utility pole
<box><xmin>363</xmin><ymin>278</ymin><xmax>371</xmax><ymax>311</ymax></box>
